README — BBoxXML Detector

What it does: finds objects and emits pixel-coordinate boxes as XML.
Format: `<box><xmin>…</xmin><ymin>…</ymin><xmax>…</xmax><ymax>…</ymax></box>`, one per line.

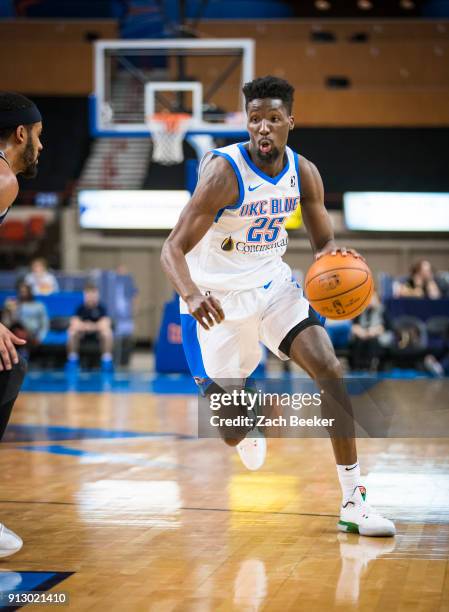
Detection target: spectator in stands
<box><xmin>349</xmin><ymin>291</ymin><xmax>392</xmax><ymax>371</ymax></box>
<box><xmin>396</xmin><ymin>260</ymin><xmax>442</xmax><ymax>299</ymax></box>
<box><xmin>25</xmin><ymin>257</ymin><xmax>59</xmax><ymax>295</ymax></box>
<box><xmin>1</xmin><ymin>282</ymin><xmax>49</xmax><ymax>359</ymax></box>
<box><xmin>66</xmin><ymin>282</ymin><xmax>113</xmax><ymax>370</ymax></box>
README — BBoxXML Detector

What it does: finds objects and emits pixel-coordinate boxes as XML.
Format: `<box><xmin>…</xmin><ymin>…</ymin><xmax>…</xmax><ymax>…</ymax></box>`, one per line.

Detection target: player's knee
<box><xmin>318</xmin><ymin>356</ymin><xmax>343</xmax><ymax>379</ymax></box>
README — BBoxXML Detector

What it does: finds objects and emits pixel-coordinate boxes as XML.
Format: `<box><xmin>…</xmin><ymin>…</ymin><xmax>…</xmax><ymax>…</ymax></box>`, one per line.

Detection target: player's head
<box><xmin>242</xmin><ymin>76</ymin><xmax>294</xmax><ymax>163</ymax></box>
<box><xmin>0</xmin><ymin>92</ymin><xmax>43</xmax><ymax>178</ymax></box>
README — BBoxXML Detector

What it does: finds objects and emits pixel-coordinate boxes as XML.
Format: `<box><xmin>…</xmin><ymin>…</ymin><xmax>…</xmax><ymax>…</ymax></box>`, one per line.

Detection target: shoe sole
<box><xmin>338</xmin><ymin>520</ymin><xmax>395</xmax><ymax>537</ymax></box>
<box><xmin>0</xmin><ymin>541</ymin><xmax>23</xmax><ymax>558</ymax></box>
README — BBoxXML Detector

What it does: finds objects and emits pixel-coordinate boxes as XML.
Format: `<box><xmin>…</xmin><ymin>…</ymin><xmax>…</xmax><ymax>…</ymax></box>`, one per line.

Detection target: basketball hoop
<box><xmin>147</xmin><ymin>113</ymin><xmax>191</xmax><ymax>165</ymax></box>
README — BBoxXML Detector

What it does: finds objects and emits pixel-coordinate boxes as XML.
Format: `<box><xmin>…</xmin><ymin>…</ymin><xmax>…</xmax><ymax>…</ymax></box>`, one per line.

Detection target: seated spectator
<box><xmin>396</xmin><ymin>260</ymin><xmax>441</xmax><ymax>299</ymax></box>
<box><xmin>350</xmin><ymin>292</ymin><xmax>392</xmax><ymax>371</ymax></box>
<box><xmin>67</xmin><ymin>283</ymin><xmax>113</xmax><ymax>370</ymax></box>
<box><xmin>391</xmin><ymin>315</ymin><xmax>444</xmax><ymax>377</ymax></box>
<box><xmin>24</xmin><ymin>257</ymin><xmax>59</xmax><ymax>295</ymax></box>
<box><xmin>1</xmin><ymin>282</ymin><xmax>49</xmax><ymax>359</ymax></box>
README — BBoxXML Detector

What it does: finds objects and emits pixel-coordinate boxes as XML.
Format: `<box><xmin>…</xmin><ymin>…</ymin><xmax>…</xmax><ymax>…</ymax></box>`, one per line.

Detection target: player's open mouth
<box><xmin>259</xmin><ymin>140</ymin><xmax>272</xmax><ymax>154</ymax></box>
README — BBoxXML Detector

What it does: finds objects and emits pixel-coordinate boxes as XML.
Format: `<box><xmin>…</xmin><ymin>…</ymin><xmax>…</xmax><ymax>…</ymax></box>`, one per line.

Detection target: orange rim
<box><xmin>148</xmin><ymin>113</ymin><xmax>191</xmax><ymax>133</ymax></box>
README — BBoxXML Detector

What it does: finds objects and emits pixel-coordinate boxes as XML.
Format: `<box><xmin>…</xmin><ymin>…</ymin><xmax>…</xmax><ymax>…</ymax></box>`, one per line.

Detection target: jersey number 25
<box><xmin>247</xmin><ymin>217</ymin><xmax>285</xmax><ymax>243</ymax></box>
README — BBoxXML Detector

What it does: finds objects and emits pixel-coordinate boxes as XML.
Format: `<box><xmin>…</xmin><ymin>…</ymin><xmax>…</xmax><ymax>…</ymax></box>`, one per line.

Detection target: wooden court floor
<box><xmin>0</xmin><ymin>378</ymin><xmax>448</xmax><ymax>611</ymax></box>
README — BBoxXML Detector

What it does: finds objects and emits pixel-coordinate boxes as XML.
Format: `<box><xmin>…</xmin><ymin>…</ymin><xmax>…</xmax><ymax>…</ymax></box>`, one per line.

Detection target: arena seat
<box><xmin>426</xmin><ymin>316</ymin><xmax>449</xmax><ymax>356</ymax></box>
<box><xmin>0</xmin><ymin>221</ymin><xmax>27</xmax><ymax>242</ymax></box>
<box><xmin>0</xmin><ymin>291</ymin><xmax>83</xmax><ymax>348</ymax></box>
<box><xmin>28</xmin><ymin>216</ymin><xmax>46</xmax><ymax>239</ymax></box>
<box><xmin>385</xmin><ymin>298</ymin><xmax>449</xmax><ymax>322</ymax></box>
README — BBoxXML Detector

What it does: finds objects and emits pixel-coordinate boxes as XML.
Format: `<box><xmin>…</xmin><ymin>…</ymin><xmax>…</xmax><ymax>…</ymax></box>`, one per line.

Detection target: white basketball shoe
<box><xmin>338</xmin><ymin>486</ymin><xmax>396</xmax><ymax>537</ymax></box>
<box><xmin>236</xmin><ymin>436</ymin><xmax>266</xmax><ymax>471</ymax></box>
<box><xmin>0</xmin><ymin>524</ymin><xmax>23</xmax><ymax>557</ymax></box>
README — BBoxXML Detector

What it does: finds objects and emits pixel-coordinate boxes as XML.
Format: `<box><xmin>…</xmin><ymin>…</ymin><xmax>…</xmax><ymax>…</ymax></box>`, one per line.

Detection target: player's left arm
<box><xmin>298</xmin><ymin>155</ymin><xmax>363</xmax><ymax>261</ymax></box>
<box><xmin>0</xmin><ymin>165</ymin><xmax>19</xmax><ymax>220</ymax></box>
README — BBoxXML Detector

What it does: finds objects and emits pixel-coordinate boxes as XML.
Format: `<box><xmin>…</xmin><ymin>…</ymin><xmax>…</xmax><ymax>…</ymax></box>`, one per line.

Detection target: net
<box><xmin>147</xmin><ymin>113</ymin><xmax>191</xmax><ymax>165</ymax></box>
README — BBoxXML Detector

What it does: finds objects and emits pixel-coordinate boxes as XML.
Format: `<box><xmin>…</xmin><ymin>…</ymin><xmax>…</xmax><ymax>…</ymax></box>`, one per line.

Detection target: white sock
<box><xmin>337</xmin><ymin>462</ymin><xmax>361</xmax><ymax>503</ymax></box>
<box><xmin>68</xmin><ymin>352</ymin><xmax>79</xmax><ymax>360</ymax></box>
<box><xmin>101</xmin><ymin>353</ymin><xmax>112</xmax><ymax>361</ymax></box>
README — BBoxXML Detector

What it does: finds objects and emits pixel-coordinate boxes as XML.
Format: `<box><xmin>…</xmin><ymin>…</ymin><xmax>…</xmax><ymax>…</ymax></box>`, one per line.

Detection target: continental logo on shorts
<box><xmin>319</xmin><ymin>273</ymin><xmax>341</xmax><ymax>291</ymax></box>
<box><xmin>221</xmin><ymin>236</ymin><xmax>235</xmax><ymax>251</ymax></box>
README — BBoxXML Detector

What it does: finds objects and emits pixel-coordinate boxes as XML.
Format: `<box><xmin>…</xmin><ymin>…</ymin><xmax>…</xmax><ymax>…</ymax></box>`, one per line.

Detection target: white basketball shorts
<box><xmin>180</xmin><ymin>271</ymin><xmax>324</xmax><ymax>383</ymax></box>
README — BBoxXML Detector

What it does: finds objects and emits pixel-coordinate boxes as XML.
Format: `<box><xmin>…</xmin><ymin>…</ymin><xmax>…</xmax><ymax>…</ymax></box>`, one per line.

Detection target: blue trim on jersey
<box><xmin>180</xmin><ymin>313</ymin><xmax>212</xmax><ymax>394</ymax></box>
<box><xmin>294</xmin><ymin>151</ymin><xmax>301</xmax><ymax>195</ymax></box>
<box><xmin>211</xmin><ymin>149</ymin><xmax>245</xmax><ymax>223</ymax></box>
<box><xmin>237</xmin><ymin>142</ymin><xmax>290</xmax><ymax>185</ymax></box>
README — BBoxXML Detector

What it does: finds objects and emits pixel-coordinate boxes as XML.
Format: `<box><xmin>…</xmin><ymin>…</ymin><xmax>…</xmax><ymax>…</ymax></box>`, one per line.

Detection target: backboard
<box><xmin>90</xmin><ymin>38</ymin><xmax>254</xmax><ymax>138</ymax></box>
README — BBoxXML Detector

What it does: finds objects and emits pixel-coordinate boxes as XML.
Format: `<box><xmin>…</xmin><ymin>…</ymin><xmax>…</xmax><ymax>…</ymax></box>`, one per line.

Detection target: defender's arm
<box><xmin>0</xmin><ymin>164</ymin><xmax>18</xmax><ymax>216</ymax></box>
<box><xmin>161</xmin><ymin>155</ymin><xmax>239</xmax><ymax>329</ymax></box>
<box><xmin>0</xmin><ymin>165</ymin><xmax>25</xmax><ymax>370</ymax></box>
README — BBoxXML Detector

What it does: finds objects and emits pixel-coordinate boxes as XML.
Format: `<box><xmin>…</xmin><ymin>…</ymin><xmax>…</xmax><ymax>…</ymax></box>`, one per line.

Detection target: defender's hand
<box><xmin>0</xmin><ymin>322</ymin><xmax>26</xmax><ymax>371</ymax></box>
<box><xmin>315</xmin><ymin>245</ymin><xmax>365</xmax><ymax>262</ymax></box>
<box><xmin>186</xmin><ymin>294</ymin><xmax>225</xmax><ymax>330</ymax></box>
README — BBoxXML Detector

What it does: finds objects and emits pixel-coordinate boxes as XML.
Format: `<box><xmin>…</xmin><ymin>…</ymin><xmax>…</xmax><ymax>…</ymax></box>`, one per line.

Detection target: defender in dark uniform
<box><xmin>0</xmin><ymin>91</ymin><xmax>43</xmax><ymax>556</ymax></box>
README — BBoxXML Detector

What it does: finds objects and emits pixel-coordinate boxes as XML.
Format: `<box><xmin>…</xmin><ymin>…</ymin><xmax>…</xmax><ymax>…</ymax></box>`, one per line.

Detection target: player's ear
<box><xmin>288</xmin><ymin>116</ymin><xmax>295</xmax><ymax>130</ymax></box>
<box><xmin>14</xmin><ymin>125</ymin><xmax>27</xmax><ymax>144</ymax></box>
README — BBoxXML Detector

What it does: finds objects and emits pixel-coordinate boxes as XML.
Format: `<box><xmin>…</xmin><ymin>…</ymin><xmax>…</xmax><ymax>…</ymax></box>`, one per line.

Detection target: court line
<box><xmin>0</xmin><ymin>500</ymin><xmax>75</xmax><ymax>506</ymax></box>
<box><xmin>181</xmin><ymin>506</ymin><xmax>340</xmax><ymax>518</ymax></box>
<box><xmin>0</xmin><ymin>498</ymin><xmax>338</xmax><ymax>517</ymax></box>
<box><xmin>1</xmin><ymin>500</ymin><xmax>447</xmax><ymax>527</ymax></box>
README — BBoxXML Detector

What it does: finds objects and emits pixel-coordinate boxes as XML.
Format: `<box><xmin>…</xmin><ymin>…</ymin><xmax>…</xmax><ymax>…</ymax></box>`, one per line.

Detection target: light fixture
<box><xmin>357</xmin><ymin>0</ymin><xmax>373</xmax><ymax>10</ymax></box>
<box><xmin>315</xmin><ymin>0</ymin><xmax>331</xmax><ymax>10</ymax></box>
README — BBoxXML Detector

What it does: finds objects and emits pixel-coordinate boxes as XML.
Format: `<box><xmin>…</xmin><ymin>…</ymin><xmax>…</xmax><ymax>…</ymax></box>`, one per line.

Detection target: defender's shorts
<box><xmin>180</xmin><ymin>273</ymin><xmax>324</xmax><ymax>381</ymax></box>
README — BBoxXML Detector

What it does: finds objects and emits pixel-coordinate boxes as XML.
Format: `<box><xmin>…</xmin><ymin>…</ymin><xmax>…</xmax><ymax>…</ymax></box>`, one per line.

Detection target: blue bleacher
<box><xmin>0</xmin><ymin>291</ymin><xmax>83</xmax><ymax>346</ymax></box>
<box><xmin>0</xmin><ymin>0</ymin><xmax>14</xmax><ymax>17</ymax></box>
<box><xmin>184</xmin><ymin>0</ymin><xmax>294</xmax><ymax>19</ymax></box>
<box><xmin>0</xmin><ymin>270</ymin><xmax>137</xmax><ymax>350</ymax></box>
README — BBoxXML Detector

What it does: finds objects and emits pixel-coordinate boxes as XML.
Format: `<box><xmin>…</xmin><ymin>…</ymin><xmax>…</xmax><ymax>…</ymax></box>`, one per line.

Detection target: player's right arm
<box><xmin>161</xmin><ymin>155</ymin><xmax>238</xmax><ymax>329</ymax></box>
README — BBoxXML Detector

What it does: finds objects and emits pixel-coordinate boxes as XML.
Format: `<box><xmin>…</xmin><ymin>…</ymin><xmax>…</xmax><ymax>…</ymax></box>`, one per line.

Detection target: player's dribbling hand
<box><xmin>0</xmin><ymin>322</ymin><xmax>26</xmax><ymax>371</ymax></box>
<box><xmin>315</xmin><ymin>245</ymin><xmax>365</xmax><ymax>262</ymax></box>
<box><xmin>186</xmin><ymin>294</ymin><xmax>225</xmax><ymax>330</ymax></box>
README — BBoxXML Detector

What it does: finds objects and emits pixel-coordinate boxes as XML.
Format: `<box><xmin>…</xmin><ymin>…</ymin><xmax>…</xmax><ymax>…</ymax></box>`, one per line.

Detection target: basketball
<box><xmin>305</xmin><ymin>252</ymin><xmax>374</xmax><ymax>320</ymax></box>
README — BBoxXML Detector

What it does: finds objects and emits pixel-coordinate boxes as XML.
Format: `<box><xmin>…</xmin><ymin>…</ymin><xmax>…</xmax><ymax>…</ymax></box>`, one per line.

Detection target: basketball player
<box><xmin>0</xmin><ymin>91</ymin><xmax>43</xmax><ymax>556</ymax></box>
<box><xmin>161</xmin><ymin>76</ymin><xmax>395</xmax><ymax>537</ymax></box>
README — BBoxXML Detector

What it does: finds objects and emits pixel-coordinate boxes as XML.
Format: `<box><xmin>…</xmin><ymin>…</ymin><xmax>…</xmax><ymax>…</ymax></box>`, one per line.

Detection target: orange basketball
<box><xmin>304</xmin><ymin>253</ymin><xmax>374</xmax><ymax>320</ymax></box>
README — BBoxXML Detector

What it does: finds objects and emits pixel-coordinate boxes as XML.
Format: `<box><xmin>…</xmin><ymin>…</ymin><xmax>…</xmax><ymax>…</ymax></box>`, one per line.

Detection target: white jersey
<box><xmin>186</xmin><ymin>142</ymin><xmax>301</xmax><ymax>291</ymax></box>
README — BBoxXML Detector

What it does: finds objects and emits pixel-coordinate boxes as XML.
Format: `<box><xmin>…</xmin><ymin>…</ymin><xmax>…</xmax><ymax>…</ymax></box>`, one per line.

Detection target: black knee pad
<box><xmin>0</xmin><ymin>357</ymin><xmax>27</xmax><ymax>440</ymax></box>
<box><xmin>0</xmin><ymin>356</ymin><xmax>27</xmax><ymax>405</ymax></box>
